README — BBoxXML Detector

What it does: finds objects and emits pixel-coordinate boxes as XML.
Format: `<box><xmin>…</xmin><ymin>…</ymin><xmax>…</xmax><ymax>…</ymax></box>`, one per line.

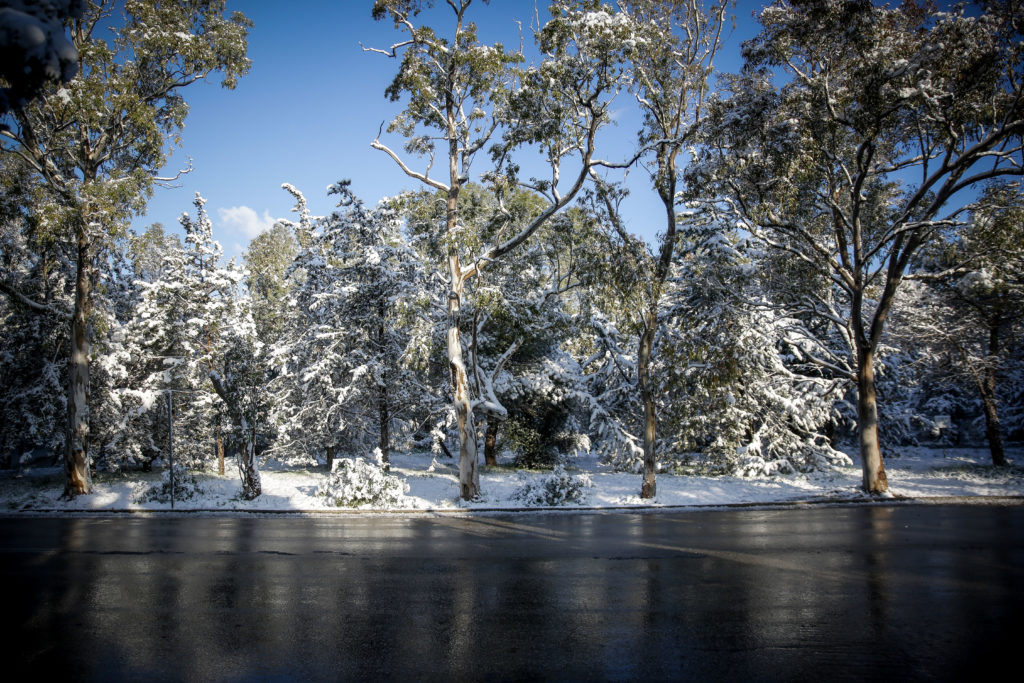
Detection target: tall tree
<box><xmin>369</xmin><ymin>0</ymin><xmax>626</xmax><ymax>498</ymax></box>
<box><xmin>696</xmin><ymin>0</ymin><xmax>1024</xmax><ymax>493</ymax></box>
<box><xmin>591</xmin><ymin>0</ymin><xmax>729</xmax><ymax>498</ymax></box>
<box><xmin>904</xmin><ymin>182</ymin><xmax>1024</xmax><ymax>465</ymax></box>
<box><xmin>0</xmin><ymin>0</ymin><xmax>250</xmax><ymax>496</ymax></box>
<box><xmin>271</xmin><ymin>182</ymin><xmax>426</xmax><ymax>470</ymax></box>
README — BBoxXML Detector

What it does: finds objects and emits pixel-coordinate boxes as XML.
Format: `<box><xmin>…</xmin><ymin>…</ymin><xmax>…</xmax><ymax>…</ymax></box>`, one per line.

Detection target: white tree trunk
<box><xmin>448</xmin><ymin>285</ymin><xmax>479</xmax><ymax>500</ymax></box>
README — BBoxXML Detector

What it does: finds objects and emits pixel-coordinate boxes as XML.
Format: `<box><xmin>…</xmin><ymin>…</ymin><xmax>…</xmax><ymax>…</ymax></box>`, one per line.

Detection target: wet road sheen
<box><xmin>2</xmin><ymin>505</ymin><xmax>1023</xmax><ymax>681</ymax></box>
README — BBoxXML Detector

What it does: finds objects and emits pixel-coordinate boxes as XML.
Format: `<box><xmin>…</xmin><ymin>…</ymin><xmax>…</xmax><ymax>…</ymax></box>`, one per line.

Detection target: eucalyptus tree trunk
<box><xmin>378</xmin><ymin>311</ymin><xmax>391</xmax><ymax>470</ymax></box>
<box><xmin>444</xmin><ymin>55</ymin><xmax>479</xmax><ymax>499</ymax></box>
<box><xmin>979</xmin><ymin>314</ymin><xmax>1007</xmax><ymax>467</ymax></box>
<box><xmin>63</xmin><ymin>220</ymin><xmax>93</xmax><ymax>498</ymax></box>
<box><xmin>379</xmin><ymin>392</ymin><xmax>391</xmax><ymax>471</ymax></box>
<box><xmin>447</xmin><ymin>272</ymin><xmax>479</xmax><ymax>500</ymax></box>
<box><xmin>856</xmin><ymin>345</ymin><xmax>888</xmax><ymax>494</ymax></box>
<box><xmin>638</xmin><ymin>312</ymin><xmax>658</xmax><ymax>499</ymax></box>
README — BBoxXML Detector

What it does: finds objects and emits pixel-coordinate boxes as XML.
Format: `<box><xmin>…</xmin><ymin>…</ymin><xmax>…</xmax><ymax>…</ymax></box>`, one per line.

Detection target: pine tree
<box><xmin>272</xmin><ymin>182</ymin><xmax>426</xmax><ymax>470</ymax></box>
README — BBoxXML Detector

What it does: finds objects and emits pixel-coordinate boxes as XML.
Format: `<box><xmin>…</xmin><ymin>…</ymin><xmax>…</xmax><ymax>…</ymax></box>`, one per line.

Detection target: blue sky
<box><xmin>135</xmin><ymin>1</ymin><xmax>762</xmax><ymax>260</ymax></box>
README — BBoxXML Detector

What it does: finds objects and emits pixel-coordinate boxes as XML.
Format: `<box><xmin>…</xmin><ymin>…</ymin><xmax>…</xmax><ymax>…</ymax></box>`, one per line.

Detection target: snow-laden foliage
<box><xmin>0</xmin><ymin>158</ymin><xmax>69</xmax><ymax>464</ymax></box>
<box><xmin>133</xmin><ymin>463</ymin><xmax>205</xmax><ymax>504</ymax></box>
<box><xmin>583</xmin><ymin>222</ymin><xmax>849</xmax><ymax>477</ymax></box>
<box><xmin>693</xmin><ymin>0</ymin><xmax>1024</xmax><ymax>492</ymax></box>
<box><xmin>315</xmin><ymin>454</ymin><xmax>408</xmax><ymax>509</ymax></box>
<box><xmin>659</xmin><ymin>305</ymin><xmax>851</xmax><ymax>476</ymax></box>
<box><xmin>270</xmin><ymin>182</ymin><xmax>426</xmax><ymax>467</ymax></box>
<box><xmin>510</xmin><ymin>465</ymin><xmax>594</xmax><ymax>507</ymax></box>
<box><xmin>580</xmin><ymin>312</ymin><xmax>644</xmax><ymax>469</ymax></box>
<box><xmin>117</xmin><ymin>194</ymin><xmax>238</xmax><ymax>469</ymax></box>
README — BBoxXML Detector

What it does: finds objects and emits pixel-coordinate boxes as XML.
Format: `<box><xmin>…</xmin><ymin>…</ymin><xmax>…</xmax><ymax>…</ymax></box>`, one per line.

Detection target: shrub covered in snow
<box><xmin>316</xmin><ymin>456</ymin><xmax>408</xmax><ymax>508</ymax></box>
<box><xmin>134</xmin><ymin>463</ymin><xmax>204</xmax><ymax>504</ymax></box>
<box><xmin>511</xmin><ymin>466</ymin><xmax>593</xmax><ymax>506</ymax></box>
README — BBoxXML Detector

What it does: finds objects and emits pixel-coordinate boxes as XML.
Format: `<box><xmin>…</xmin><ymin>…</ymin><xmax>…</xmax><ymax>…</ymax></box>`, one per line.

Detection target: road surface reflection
<box><xmin>3</xmin><ymin>505</ymin><xmax>1022</xmax><ymax>680</ymax></box>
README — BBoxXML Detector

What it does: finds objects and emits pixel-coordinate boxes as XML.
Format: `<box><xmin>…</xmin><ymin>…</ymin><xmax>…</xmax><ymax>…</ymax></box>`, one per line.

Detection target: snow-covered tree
<box><xmin>897</xmin><ymin>183</ymin><xmax>1024</xmax><ymax>465</ymax></box>
<box><xmin>244</xmin><ymin>222</ymin><xmax>297</xmax><ymax>346</ymax></box>
<box><xmin>0</xmin><ymin>0</ymin><xmax>251</xmax><ymax>497</ymax></box>
<box><xmin>117</xmin><ymin>192</ymin><xmax>263</xmax><ymax>498</ymax></box>
<box><xmin>369</xmin><ymin>0</ymin><xmax>628</xmax><ymax>499</ymax></box>
<box><xmin>582</xmin><ymin>207</ymin><xmax>846</xmax><ymax>477</ymax></box>
<box><xmin>658</xmin><ymin>226</ymin><xmax>848</xmax><ymax>476</ymax></box>
<box><xmin>695</xmin><ymin>0</ymin><xmax>1024</xmax><ymax>493</ymax></box>
<box><xmin>398</xmin><ymin>183</ymin><xmax>591</xmax><ymax>469</ymax></box>
<box><xmin>272</xmin><ymin>182</ymin><xmax>425</xmax><ymax>470</ymax></box>
<box><xmin>129</xmin><ymin>223</ymin><xmax>181</xmax><ymax>284</ymax></box>
<box><xmin>592</xmin><ymin>0</ymin><xmax>729</xmax><ymax>497</ymax></box>
<box><xmin>0</xmin><ymin>156</ymin><xmax>68</xmax><ymax>464</ymax></box>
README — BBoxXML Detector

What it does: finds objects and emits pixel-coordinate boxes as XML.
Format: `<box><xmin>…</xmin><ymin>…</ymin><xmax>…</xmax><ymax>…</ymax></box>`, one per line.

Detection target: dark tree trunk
<box><xmin>980</xmin><ymin>316</ymin><xmax>1007</xmax><ymax>467</ymax></box>
<box><xmin>209</xmin><ymin>371</ymin><xmax>261</xmax><ymax>499</ymax></box>
<box><xmin>235</xmin><ymin>428</ymin><xmax>260</xmax><ymax>500</ymax></box>
<box><xmin>484</xmin><ymin>416</ymin><xmax>500</xmax><ymax>467</ymax></box>
<box><xmin>379</xmin><ymin>391</ymin><xmax>390</xmax><ymax>471</ymax></box>
<box><xmin>63</xmin><ymin>224</ymin><xmax>92</xmax><ymax>498</ymax></box>
<box><xmin>326</xmin><ymin>444</ymin><xmax>335</xmax><ymax>471</ymax></box>
<box><xmin>639</xmin><ymin>313</ymin><xmax>658</xmax><ymax>499</ymax></box>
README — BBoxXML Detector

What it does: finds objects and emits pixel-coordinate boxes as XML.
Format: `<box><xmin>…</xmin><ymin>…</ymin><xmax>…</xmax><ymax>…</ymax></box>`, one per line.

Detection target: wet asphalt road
<box><xmin>2</xmin><ymin>505</ymin><xmax>1023</xmax><ymax>681</ymax></box>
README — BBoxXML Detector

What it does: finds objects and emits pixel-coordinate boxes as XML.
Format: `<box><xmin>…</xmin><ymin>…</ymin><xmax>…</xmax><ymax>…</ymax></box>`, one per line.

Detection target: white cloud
<box><xmin>217</xmin><ymin>206</ymin><xmax>277</xmax><ymax>239</ymax></box>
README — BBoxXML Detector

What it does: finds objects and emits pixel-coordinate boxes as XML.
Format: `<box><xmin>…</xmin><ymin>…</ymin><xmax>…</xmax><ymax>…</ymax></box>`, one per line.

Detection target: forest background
<box><xmin>1</xmin><ymin>0</ymin><xmax>1021</xmax><ymax>505</ymax></box>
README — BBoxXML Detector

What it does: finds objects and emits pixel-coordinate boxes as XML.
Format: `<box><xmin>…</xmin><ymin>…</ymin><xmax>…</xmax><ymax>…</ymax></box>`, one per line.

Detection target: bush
<box><xmin>316</xmin><ymin>457</ymin><xmax>408</xmax><ymax>508</ymax></box>
<box><xmin>134</xmin><ymin>463</ymin><xmax>204</xmax><ymax>504</ymax></box>
<box><xmin>511</xmin><ymin>466</ymin><xmax>594</xmax><ymax>506</ymax></box>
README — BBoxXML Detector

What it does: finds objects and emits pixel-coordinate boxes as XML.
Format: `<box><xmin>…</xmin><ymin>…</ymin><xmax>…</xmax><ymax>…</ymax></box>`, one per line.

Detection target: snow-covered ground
<box><xmin>1</xmin><ymin>447</ymin><xmax>1021</xmax><ymax>514</ymax></box>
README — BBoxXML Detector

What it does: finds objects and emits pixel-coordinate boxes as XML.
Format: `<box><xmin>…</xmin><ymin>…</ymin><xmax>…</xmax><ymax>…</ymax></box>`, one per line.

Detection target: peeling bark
<box><xmin>448</xmin><ymin>290</ymin><xmax>480</xmax><ymax>499</ymax></box>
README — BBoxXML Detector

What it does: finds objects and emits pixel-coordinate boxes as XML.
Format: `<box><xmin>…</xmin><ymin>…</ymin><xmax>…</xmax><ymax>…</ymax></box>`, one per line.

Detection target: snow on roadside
<box><xmin>0</xmin><ymin>447</ymin><xmax>1021</xmax><ymax>513</ymax></box>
